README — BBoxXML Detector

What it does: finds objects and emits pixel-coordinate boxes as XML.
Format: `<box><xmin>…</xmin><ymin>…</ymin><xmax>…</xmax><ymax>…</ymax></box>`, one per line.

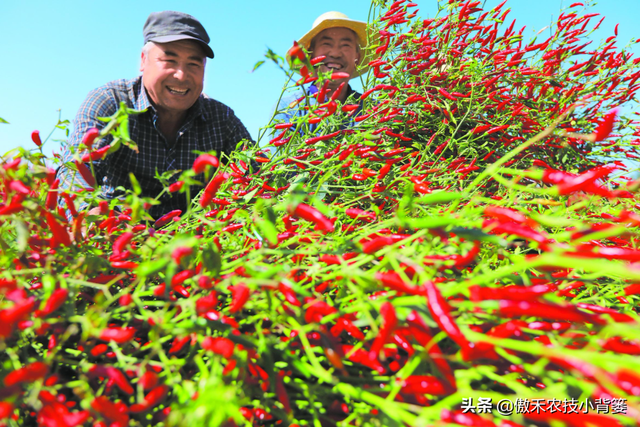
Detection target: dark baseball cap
<box><xmin>143</xmin><ymin>11</ymin><xmax>214</xmax><ymax>58</ymax></box>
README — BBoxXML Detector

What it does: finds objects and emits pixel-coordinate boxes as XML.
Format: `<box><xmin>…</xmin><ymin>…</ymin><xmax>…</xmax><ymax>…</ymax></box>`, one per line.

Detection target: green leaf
<box><xmin>416</xmin><ymin>191</ymin><xmax>463</xmax><ymax>205</ymax></box>
<box><xmin>201</xmin><ymin>244</ymin><xmax>222</xmax><ymax>276</ymax></box>
<box><xmin>252</xmin><ymin>60</ymin><xmax>265</xmax><ymax>72</ymax></box>
<box><xmin>129</xmin><ymin>173</ymin><xmax>142</xmax><ymax>195</ymax></box>
<box><xmin>254</xmin><ymin>216</ymin><xmax>278</xmax><ymax>246</ymax></box>
<box><xmin>406</xmin><ymin>215</ymin><xmax>457</xmax><ymax>230</ymax></box>
<box><xmin>265</xmin><ymin>47</ymin><xmax>284</xmax><ymax>66</ymax></box>
<box><xmin>136</xmin><ymin>258</ymin><xmax>169</xmax><ymax>278</ymax></box>
<box><xmin>242</xmin><ymin>186</ymin><xmax>260</xmax><ymax>203</ymax></box>
<box><xmin>14</xmin><ymin>219</ymin><xmax>28</xmax><ymax>255</ymax></box>
<box><xmin>0</xmin><ymin>117</ymin><xmax>9</xmax><ymax>124</ymax></box>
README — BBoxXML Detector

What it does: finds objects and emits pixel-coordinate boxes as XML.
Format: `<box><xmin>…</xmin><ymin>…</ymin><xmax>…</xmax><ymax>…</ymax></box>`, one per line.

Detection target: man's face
<box><xmin>140</xmin><ymin>40</ymin><xmax>205</xmax><ymax>115</ymax></box>
<box><xmin>311</xmin><ymin>27</ymin><xmax>360</xmax><ymax>89</ymax></box>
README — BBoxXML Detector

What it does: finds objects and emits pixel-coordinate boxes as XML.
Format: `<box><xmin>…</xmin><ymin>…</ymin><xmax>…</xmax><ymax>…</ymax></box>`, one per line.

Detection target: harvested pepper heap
<box><xmin>2</xmin><ymin>0</ymin><xmax>640</xmax><ymax>426</ymax></box>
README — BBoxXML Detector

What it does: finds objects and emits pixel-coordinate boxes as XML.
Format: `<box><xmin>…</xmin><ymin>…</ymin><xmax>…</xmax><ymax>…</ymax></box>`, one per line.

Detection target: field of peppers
<box><xmin>2</xmin><ymin>0</ymin><xmax>640</xmax><ymax>426</ymax></box>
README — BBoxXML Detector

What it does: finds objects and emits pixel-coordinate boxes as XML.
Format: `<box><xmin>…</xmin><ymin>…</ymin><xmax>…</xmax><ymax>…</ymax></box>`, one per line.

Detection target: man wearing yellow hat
<box><xmin>273</xmin><ymin>12</ymin><xmax>370</xmax><ymax>128</ymax></box>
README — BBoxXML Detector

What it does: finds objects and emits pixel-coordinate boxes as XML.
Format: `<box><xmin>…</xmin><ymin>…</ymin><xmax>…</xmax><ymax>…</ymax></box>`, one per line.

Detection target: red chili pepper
<box><xmin>45</xmin><ymin>179</ymin><xmax>60</xmax><ymax>211</ymax></box>
<box><xmin>483</xmin><ymin>206</ymin><xmax>527</xmax><ymax>224</ymax></box>
<box><xmin>111</xmin><ymin>260</ymin><xmax>138</xmax><ymax>269</ymax></box>
<box><xmin>555</xmin><ymin>165</ymin><xmax>616</xmax><ymax>195</ymax></box>
<box><xmin>291</xmin><ymin>203</ymin><xmax>334</xmax><ymax>233</ymax></box>
<box><xmin>343</xmin><ymin>345</ymin><xmax>385</xmax><ymax>374</ymax></box>
<box><xmin>304</xmin><ymin>130</ymin><xmax>341</xmax><ymax>146</ymax></box>
<box><xmin>361</xmin><ymin>236</ymin><xmax>395</xmax><ymax>254</ymax></box>
<box><xmin>499</xmin><ymin>300</ymin><xmax>605</xmax><ymax>325</ymax></box>
<box><xmin>375</xmin><ymin>271</ymin><xmax>426</xmax><ymax>296</ymax></box>
<box><xmin>278</xmin><ymin>282</ymin><xmax>300</xmax><ymax>307</ymax></box>
<box><xmin>195</xmin><ymin>293</ymin><xmax>218</xmax><ymax>314</ymax></box>
<box><xmin>341</xmin><ymin>104</ymin><xmax>359</xmax><ymax>113</ymax></box>
<box><xmin>567</xmin><ymin>246</ymin><xmax>640</xmax><ymax>262</ymax></box>
<box><xmin>330</xmin><ymin>82</ymin><xmax>347</xmax><ymax>102</ymax></box>
<box><xmin>346</xmin><ymin>208</ymin><xmax>375</xmax><ymax>223</ymax></box>
<box><xmin>171</xmin><ymin>270</ymin><xmax>195</xmax><ymax>287</ymax></box>
<box><xmin>192</xmin><ymin>154</ymin><xmax>219</xmax><ymax>174</ymax></box>
<box><xmin>200</xmin><ymin>172</ymin><xmax>229</xmax><ymax>208</ymax></box>
<box><xmin>316</xmin><ymin>80</ymin><xmax>330</xmax><ymax>103</ymax></box>
<box><xmin>44</xmin><ymin>211</ymin><xmax>71</xmax><ymax>248</ymax></box>
<box><xmin>130</xmin><ymin>385</ymin><xmax>169</xmax><ymax>413</ymax></box>
<box><xmin>486</xmin><ymin>124</ymin><xmax>510</xmax><ymax>134</ymax></box>
<box><xmin>169</xmin><ymin>335</ymin><xmax>191</xmax><ymax>354</ymax></box>
<box><xmin>221</xmin><ymin>223</ymin><xmax>243</xmax><ymax>233</ymax></box>
<box><xmin>483</xmin><ymin>219</ymin><xmax>549</xmax><ymax>245</ymax></box>
<box><xmin>168</xmin><ymin>180</ymin><xmax>184</xmax><ymax>193</ymax></box>
<box><xmin>99</xmin><ymin>326</ymin><xmax>135</xmax><ymax>343</ymax></box>
<box><xmin>41</xmin><ymin>288</ymin><xmax>68</xmax><ymax>316</ymax></box>
<box><xmin>594</xmin><ymin>108</ymin><xmax>619</xmax><ymax>141</ymax></box>
<box><xmin>331</xmin><ymin>317</ymin><xmax>365</xmax><ymax>340</ymax></box>
<box><xmin>400</xmin><ymin>375</ymin><xmax>450</xmax><ymax>395</ymax></box>
<box><xmin>304</xmin><ymin>298</ymin><xmax>338</xmax><ymax>323</ymax></box>
<box><xmin>82</xmin><ymin>127</ymin><xmax>100</xmax><ymax>150</ymax></box>
<box><xmin>576</xmin><ymin>302</ymin><xmax>634</xmax><ymax>323</ymax></box>
<box><xmin>91</xmin><ymin>396</ymin><xmax>129</xmax><ymax>425</ymax></box>
<box><xmin>275</xmin><ymin>371</ymin><xmax>292</xmax><ymax>414</ymax></box>
<box><xmin>106</xmin><ymin>367</ymin><xmax>134</xmax><ymax>394</ymax></box>
<box><xmin>287</xmin><ymin>41</ymin><xmax>306</xmax><ymax>62</ymax></box>
<box><xmin>74</xmin><ymin>161</ymin><xmax>96</xmax><ymax>188</ymax></box>
<box><xmin>138</xmin><ymin>371</ymin><xmax>159</xmax><ymax>391</ymax></box>
<box><xmin>81</xmin><ymin>144</ymin><xmax>111</xmax><ymax>163</ymax></box>
<box><xmin>113</xmin><ymin>231</ymin><xmax>134</xmax><ymax>255</ymax></box>
<box><xmin>310</xmin><ymin>55</ymin><xmax>326</xmax><ymax>65</ymax></box>
<box><xmin>8</xmin><ymin>180</ymin><xmax>29</xmax><ymax>195</ymax></box>
<box><xmin>228</xmin><ymin>284</ymin><xmax>250</xmax><ymax>313</ymax></box>
<box><xmin>330</xmin><ymin>71</ymin><xmax>350</xmax><ymax>80</ymax></box>
<box><xmin>59</xmin><ymin>192</ymin><xmax>77</xmax><ymax>218</ymax></box>
<box><xmin>202</xmin><ymin>336</ymin><xmax>235</xmax><ymax>358</ymax></box>
<box><xmin>624</xmin><ymin>283</ymin><xmax>640</xmax><ymax>295</ymax></box>
<box><xmin>119</xmin><ymin>294</ymin><xmax>132</xmax><ymax>306</ymax></box>
<box><xmin>377</xmin><ymin>163</ymin><xmax>391</xmax><ymax>179</ymax></box>
<box><xmin>602</xmin><ymin>336</ymin><xmax>640</xmax><ymax>355</ymax></box>
<box><xmin>369</xmin><ymin>302</ymin><xmax>397</xmax><ymax>360</ymax></box>
<box><xmin>31</xmin><ymin>130</ymin><xmax>42</xmax><ymax>147</ymax></box>
<box><xmin>4</xmin><ymin>361</ymin><xmax>48</xmax><ymax>386</ymax></box>
<box><xmin>171</xmin><ymin>246</ymin><xmax>193</xmax><ymax>265</ymax></box>
<box><xmin>438</xmin><ymin>88</ymin><xmax>457</xmax><ymax>101</ymax></box>
<box><xmin>470</xmin><ymin>283</ymin><xmax>556</xmax><ymax>302</ymax></box>
<box><xmin>424</xmin><ymin>280</ymin><xmax>470</xmax><ymax>350</ymax></box>
<box><xmin>154</xmin><ymin>210</ymin><xmax>181</xmax><ymax>228</ymax></box>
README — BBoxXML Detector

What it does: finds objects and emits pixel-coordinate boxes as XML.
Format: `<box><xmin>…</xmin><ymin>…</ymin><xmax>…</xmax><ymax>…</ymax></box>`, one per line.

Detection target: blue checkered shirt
<box><xmin>58</xmin><ymin>76</ymin><xmax>251</xmax><ymax>220</ymax></box>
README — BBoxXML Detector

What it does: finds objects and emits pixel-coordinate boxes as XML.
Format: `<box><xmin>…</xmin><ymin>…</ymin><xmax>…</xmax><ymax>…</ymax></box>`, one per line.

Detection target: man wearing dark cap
<box><xmin>58</xmin><ymin>11</ymin><xmax>251</xmax><ymax>220</ymax></box>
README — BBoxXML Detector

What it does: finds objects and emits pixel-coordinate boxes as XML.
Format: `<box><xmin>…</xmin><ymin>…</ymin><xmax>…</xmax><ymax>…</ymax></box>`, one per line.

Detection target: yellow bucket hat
<box><xmin>291</xmin><ymin>11</ymin><xmax>376</xmax><ymax>78</ymax></box>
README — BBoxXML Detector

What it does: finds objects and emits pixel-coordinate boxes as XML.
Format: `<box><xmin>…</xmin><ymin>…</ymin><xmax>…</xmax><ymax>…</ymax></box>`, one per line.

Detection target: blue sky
<box><xmin>1</xmin><ymin>1</ymin><xmax>638</xmax><ymax>156</ymax></box>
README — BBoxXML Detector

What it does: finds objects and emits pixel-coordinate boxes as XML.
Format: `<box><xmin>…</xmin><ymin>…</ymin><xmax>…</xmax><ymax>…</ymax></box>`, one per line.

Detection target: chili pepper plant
<box><xmin>2</xmin><ymin>0</ymin><xmax>640</xmax><ymax>426</ymax></box>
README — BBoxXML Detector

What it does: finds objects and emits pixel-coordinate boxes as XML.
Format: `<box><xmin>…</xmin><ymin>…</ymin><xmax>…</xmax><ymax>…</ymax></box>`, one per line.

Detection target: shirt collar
<box><xmin>134</xmin><ymin>76</ymin><xmax>210</xmax><ymax>122</ymax></box>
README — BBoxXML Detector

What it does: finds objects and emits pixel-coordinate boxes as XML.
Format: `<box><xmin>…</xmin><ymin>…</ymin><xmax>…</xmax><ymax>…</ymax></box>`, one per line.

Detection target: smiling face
<box><xmin>310</xmin><ymin>27</ymin><xmax>360</xmax><ymax>90</ymax></box>
<box><xmin>140</xmin><ymin>40</ymin><xmax>206</xmax><ymax>117</ymax></box>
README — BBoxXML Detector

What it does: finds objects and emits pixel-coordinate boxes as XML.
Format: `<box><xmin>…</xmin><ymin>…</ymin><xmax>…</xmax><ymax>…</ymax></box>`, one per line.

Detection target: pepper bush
<box><xmin>2</xmin><ymin>1</ymin><xmax>640</xmax><ymax>426</ymax></box>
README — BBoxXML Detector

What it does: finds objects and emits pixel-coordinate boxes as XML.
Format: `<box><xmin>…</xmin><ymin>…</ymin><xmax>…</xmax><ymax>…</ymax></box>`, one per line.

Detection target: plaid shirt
<box><xmin>58</xmin><ymin>76</ymin><xmax>251</xmax><ymax>220</ymax></box>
